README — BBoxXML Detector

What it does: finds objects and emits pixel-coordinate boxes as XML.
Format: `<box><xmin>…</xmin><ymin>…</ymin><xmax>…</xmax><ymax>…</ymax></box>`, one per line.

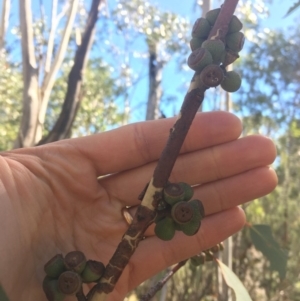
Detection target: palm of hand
<box><xmin>0</xmin><ymin>113</ymin><xmax>277</xmax><ymax>301</ymax></box>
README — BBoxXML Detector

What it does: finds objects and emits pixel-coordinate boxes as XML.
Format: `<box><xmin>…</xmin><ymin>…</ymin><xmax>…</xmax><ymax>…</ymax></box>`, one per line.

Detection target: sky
<box><xmin>1</xmin><ymin>0</ymin><xmax>299</xmax><ymax>123</ymax></box>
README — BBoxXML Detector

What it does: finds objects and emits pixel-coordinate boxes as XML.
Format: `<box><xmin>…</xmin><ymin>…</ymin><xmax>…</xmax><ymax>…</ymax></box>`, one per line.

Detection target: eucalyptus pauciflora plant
<box><xmin>41</xmin><ymin>0</ymin><xmax>245</xmax><ymax>300</ymax></box>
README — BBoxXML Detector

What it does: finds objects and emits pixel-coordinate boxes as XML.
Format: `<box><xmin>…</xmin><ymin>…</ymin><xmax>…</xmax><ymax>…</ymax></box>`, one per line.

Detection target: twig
<box><xmin>87</xmin><ymin>1</ymin><xmax>239</xmax><ymax>300</ymax></box>
<box><xmin>139</xmin><ymin>260</ymin><xmax>188</xmax><ymax>301</ymax></box>
<box><xmin>76</xmin><ymin>287</ymin><xmax>87</xmax><ymax>301</ymax></box>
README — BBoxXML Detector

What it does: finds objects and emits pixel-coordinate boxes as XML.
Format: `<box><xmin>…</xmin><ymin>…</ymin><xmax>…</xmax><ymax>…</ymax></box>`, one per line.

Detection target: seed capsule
<box><xmin>205</xmin><ymin>8</ymin><xmax>221</xmax><ymax>25</ymax></box>
<box><xmin>163</xmin><ymin>182</ymin><xmax>194</xmax><ymax>205</ymax></box>
<box><xmin>180</xmin><ymin>199</ymin><xmax>204</xmax><ymax>236</ymax></box>
<box><xmin>154</xmin><ymin>216</ymin><xmax>176</xmax><ymax>241</ymax></box>
<box><xmin>200</xmin><ymin>64</ymin><xmax>224</xmax><ymax>88</ymax></box>
<box><xmin>228</xmin><ymin>15</ymin><xmax>243</xmax><ymax>33</ymax></box>
<box><xmin>58</xmin><ymin>271</ymin><xmax>82</xmax><ymax>295</ymax></box>
<box><xmin>190</xmin><ymin>37</ymin><xmax>205</xmax><ymax>51</ymax></box>
<box><xmin>220</xmin><ymin>70</ymin><xmax>242</xmax><ymax>92</ymax></box>
<box><xmin>44</xmin><ymin>254</ymin><xmax>65</xmax><ymax>279</ymax></box>
<box><xmin>43</xmin><ymin>277</ymin><xmax>65</xmax><ymax>301</ymax></box>
<box><xmin>179</xmin><ymin>182</ymin><xmax>194</xmax><ymax>202</ymax></box>
<box><xmin>201</xmin><ymin>39</ymin><xmax>225</xmax><ymax>64</ymax></box>
<box><xmin>81</xmin><ymin>260</ymin><xmax>105</xmax><ymax>283</ymax></box>
<box><xmin>171</xmin><ymin>202</ymin><xmax>194</xmax><ymax>224</ymax></box>
<box><xmin>64</xmin><ymin>251</ymin><xmax>86</xmax><ymax>274</ymax></box>
<box><xmin>222</xmin><ymin>49</ymin><xmax>239</xmax><ymax>67</ymax></box>
<box><xmin>192</xmin><ymin>18</ymin><xmax>211</xmax><ymax>38</ymax></box>
<box><xmin>226</xmin><ymin>31</ymin><xmax>245</xmax><ymax>53</ymax></box>
<box><xmin>187</xmin><ymin>48</ymin><xmax>213</xmax><ymax>72</ymax></box>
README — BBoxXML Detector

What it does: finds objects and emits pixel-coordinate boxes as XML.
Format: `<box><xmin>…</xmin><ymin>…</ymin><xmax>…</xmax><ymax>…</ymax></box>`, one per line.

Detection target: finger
<box><xmin>67</xmin><ymin>111</ymin><xmax>242</xmax><ymax>175</ymax></box>
<box><xmin>101</xmin><ymin>135</ymin><xmax>276</xmax><ymax>206</ymax></box>
<box><xmin>195</xmin><ymin>166</ymin><xmax>277</xmax><ymax>215</ymax></box>
<box><xmin>124</xmin><ymin>166</ymin><xmax>277</xmax><ymax>238</ymax></box>
<box><xmin>124</xmin><ymin>207</ymin><xmax>245</xmax><ymax>292</ymax></box>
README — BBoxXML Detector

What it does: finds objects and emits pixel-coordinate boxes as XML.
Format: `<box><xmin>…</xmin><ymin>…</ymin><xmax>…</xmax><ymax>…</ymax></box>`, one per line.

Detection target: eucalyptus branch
<box><xmin>139</xmin><ymin>260</ymin><xmax>188</xmax><ymax>301</ymax></box>
<box><xmin>86</xmin><ymin>1</ymin><xmax>239</xmax><ymax>300</ymax></box>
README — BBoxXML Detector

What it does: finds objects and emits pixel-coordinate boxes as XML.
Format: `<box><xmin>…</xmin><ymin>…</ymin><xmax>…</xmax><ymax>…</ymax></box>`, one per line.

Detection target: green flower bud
<box><xmin>190</xmin><ymin>252</ymin><xmax>206</xmax><ymax>266</ymax></box>
<box><xmin>180</xmin><ymin>199</ymin><xmax>204</xmax><ymax>236</ymax></box>
<box><xmin>154</xmin><ymin>216</ymin><xmax>176</xmax><ymax>241</ymax></box>
<box><xmin>64</xmin><ymin>251</ymin><xmax>86</xmax><ymax>274</ymax></box>
<box><xmin>81</xmin><ymin>260</ymin><xmax>105</xmax><ymax>283</ymax></box>
<box><xmin>228</xmin><ymin>15</ymin><xmax>243</xmax><ymax>33</ymax></box>
<box><xmin>44</xmin><ymin>254</ymin><xmax>65</xmax><ymax>279</ymax></box>
<box><xmin>201</xmin><ymin>39</ymin><xmax>225</xmax><ymax>64</ymax></box>
<box><xmin>171</xmin><ymin>201</ymin><xmax>194</xmax><ymax>224</ymax></box>
<box><xmin>187</xmin><ymin>48</ymin><xmax>213</xmax><ymax>72</ymax></box>
<box><xmin>58</xmin><ymin>271</ymin><xmax>82</xmax><ymax>295</ymax></box>
<box><xmin>179</xmin><ymin>182</ymin><xmax>194</xmax><ymax>201</ymax></box>
<box><xmin>205</xmin><ymin>8</ymin><xmax>221</xmax><ymax>25</ymax></box>
<box><xmin>43</xmin><ymin>277</ymin><xmax>65</xmax><ymax>301</ymax></box>
<box><xmin>190</xmin><ymin>37</ymin><xmax>206</xmax><ymax>51</ymax></box>
<box><xmin>220</xmin><ymin>70</ymin><xmax>242</xmax><ymax>92</ymax></box>
<box><xmin>226</xmin><ymin>31</ymin><xmax>245</xmax><ymax>53</ymax></box>
<box><xmin>192</xmin><ymin>18</ymin><xmax>211</xmax><ymax>38</ymax></box>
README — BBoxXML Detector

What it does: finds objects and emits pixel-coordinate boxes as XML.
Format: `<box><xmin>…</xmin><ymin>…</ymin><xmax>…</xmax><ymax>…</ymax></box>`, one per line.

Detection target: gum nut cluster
<box><xmin>43</xmin><ymin>251</ymin><xmax>105</xmax><ymax>301</ymax></box>
<box><xmin>187</xmin><ymin>8</ymin><xmax>244</xmax><ymax>93</ymax></box>
<box><xmin>190</xmin><ymin>242</ymin><xmax>224</xmax><ymax>266</ymax></box>
<box><xmin>154</xmin><ymin>182</ymin><xmax>205</xmax><ymax>241</ymax></box>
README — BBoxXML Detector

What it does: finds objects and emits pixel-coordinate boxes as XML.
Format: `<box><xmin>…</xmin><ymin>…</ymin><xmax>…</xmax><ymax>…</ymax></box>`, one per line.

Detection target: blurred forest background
<box><xmin>1</xmin><ymin>0</ymin><xmax>300</xmax><ymax>300</ymax></box>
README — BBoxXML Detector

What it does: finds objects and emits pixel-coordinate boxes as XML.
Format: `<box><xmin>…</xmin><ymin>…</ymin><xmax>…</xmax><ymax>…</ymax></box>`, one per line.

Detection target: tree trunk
<box><xmin>146</xmin><ymin>42</ymin><xmax>163</xmax><ymax>121</ymax></box>
<box><xmin>14</xmin><ymin>0</ymin><xmax>40</xmax><ymax>148</ymax></box>
<box><xmin>38</xmin><ymin>0</ymin><xmax>103</xmax><ymax>144</ymax></box>
<box><xmin>35</xmin><ymin>0</ymin><xmax>79</xmax><ymax>143</ymax></box>
<box><xmin>0</xmin><ymin>0</ymin><xmax>10</xmax><ymax>49</ymax></box>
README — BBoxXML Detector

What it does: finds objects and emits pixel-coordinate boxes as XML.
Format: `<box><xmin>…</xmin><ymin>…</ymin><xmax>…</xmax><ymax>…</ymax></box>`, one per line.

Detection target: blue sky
<box><xmin>1</xmin><ymin>0</ymin><xmax>299</xmax><ymax>123</ymax></box>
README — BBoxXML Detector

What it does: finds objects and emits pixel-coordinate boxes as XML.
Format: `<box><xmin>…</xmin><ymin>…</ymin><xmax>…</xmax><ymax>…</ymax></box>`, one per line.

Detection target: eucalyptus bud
<box><xmin>180</xmin><ymin>199</ymin><xmax>204</xmax><ymax>236</ymax></box>
<box><xmin>171</xmin><ymin>202</ymin><xmax>194</xmax><ymax>224</ymax></box>
<box><xmin>43</xmin><ymin>277</ymin><xmax>65</xmax><ymax>301</ymax></box>
<box><xmin>190</xmin><ymin>252</ymin><xmax>206</xmax><ymax>266</ymax></box>
<box><xmin>205</xmin><ymin>8</ymin><xmax>221</xmax><ymax>25</ymax></box>
<box><xmin>228</xmin><ymin>15</ymin><xmax>243</xmax><ymax>33</ymax></box>
<box><xmin>58</xmin><ymin>271</ymin><xmax>82</xmax><ymax>295</ymax></box>
<box><xmin>44</xmin><ymin>254</ymin><xmax>65</xmax><ymax>279</ymax></box>
<box><xmin>81</xmin><ymin>260</ymin><xmax>105</xmax><ymax>283</ymax></box>
<box><xmin>220</xmin><ymin>70</ymin><xmax>242</xmax><ymax>92</ymax></box>
<box><xmin>201</xmin><ymin>39</ymin><xmax>226</xmax><ymax>64</ymax></box>
<box><xmin>163</xmin><ymin>182</ymin><xmax>193</xmax><ymax>205</ymax></box>
<box><xmin>192</xmin><ymin>18</ymin><xmax>211</xmax><ymax>38</ymax></box>
<box><xmin>190</xmin><ymin>37</ymin><xmax>206</xmax><ymax>51</ymax></box>
<box><xmin>64</xmin><ymin>251</ymin><xmax>86</xmax><ymax>274</ymax></box>
<box><xmin>154</xmin><ymin>216</ymin><xmax>176</xmax><ymax>241</ymax></box>
<box><xmin>200</xmin><ymin>64</ymin><xmax>224</xmax><ymax>88</ymax></box>
<box><xmin>187</xmin><ymin>48</ymin><xmax>213</xmax><ymax>72</ymax></box>
<box><xmin>226</xmin><ymin>31</ymin><xmax>245</xmax><ymax>53</ymax></box>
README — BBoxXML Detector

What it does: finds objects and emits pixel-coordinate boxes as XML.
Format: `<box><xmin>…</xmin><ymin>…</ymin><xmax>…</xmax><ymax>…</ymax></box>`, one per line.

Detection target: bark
<box><xmin>14</xmin><ymin>0</ymin><xmax>40</xmax><ymax>148</ymax></box>
<box><xmin>38</xmin><ymin>0</ymin><xmax>103</xmax><ymax>144</ymax></box>
<box><xmin>0</xmin><ymin>0</ymin><xmax>10</xmax><ymax>49</ymax></box>
<box><xmin>35</xmin><ymin>0</ymin><xmax>79</xmax><ymax>143</ymax></box>
<box><xmin>146</xmin><ymin>42</ymin><xmax>163</xmax><ymax>121</ymax></box>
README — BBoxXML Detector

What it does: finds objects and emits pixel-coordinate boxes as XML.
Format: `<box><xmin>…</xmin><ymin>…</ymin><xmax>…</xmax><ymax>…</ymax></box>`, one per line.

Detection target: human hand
<box><xmin>0</xmin><ymin>111</ymin><xmax>277</xmax><ymax>301</ymax></box>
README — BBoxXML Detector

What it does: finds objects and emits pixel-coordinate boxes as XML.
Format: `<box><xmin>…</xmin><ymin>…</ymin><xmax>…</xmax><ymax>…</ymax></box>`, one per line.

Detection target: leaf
<box><xmin>0</xmin><ymin>284</ymin><xmax>10</xmax><ymax>301</ymax></box>
<box><xmin>284</xmin><ymin>0</ymin><xmax>300</xmax><ymax>18</ymax></box>
<box><xmin>216</xmin><ymin>259</ymin><xmax>253</xmax><ymax>301</ymax></box>
<box><xmin>249</xmin><ymin>224</ymin><xmax>288</xmax><ymax>279</ymax></box>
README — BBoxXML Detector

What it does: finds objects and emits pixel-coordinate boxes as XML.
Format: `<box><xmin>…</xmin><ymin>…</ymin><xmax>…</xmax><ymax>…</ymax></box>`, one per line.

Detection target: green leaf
<box><xmin>216</xmin><ymin>259</ymin><xmax>253</xmax><ymax>301</ymax></box>
<box><xmin>249</xmin><ymin>224</ymin><xmax>288</xmax><ymax>279</ymax></box>
<box><xmin>284</xmin><ymin>0</ymin><xmax>300</xmax><ymax>17</ymax></box>
<box><xmin>0</xmin><ymin>284</ymin><xmax>10</xmax><ymax>301</ymax></box>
